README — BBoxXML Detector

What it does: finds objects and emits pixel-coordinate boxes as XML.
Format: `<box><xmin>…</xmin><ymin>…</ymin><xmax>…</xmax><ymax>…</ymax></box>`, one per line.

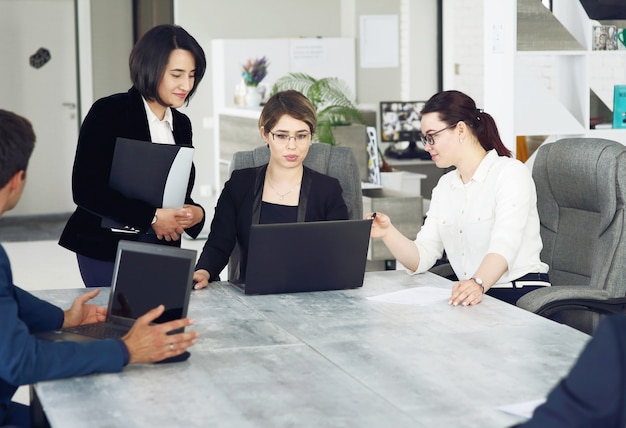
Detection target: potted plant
<box><xmin>269</xmin><ymin>72</ymin><xmax>365</xmax><ymax>145</ymax></box>
<box><xmin>270</xmin><ymin>72</ymin><xmax>392</xmax><ymax>179</ymax></box>
<box><xmin>241</xmin><ymin>56</ymin><xmax>269</xmax><ymax>107</ymax></box>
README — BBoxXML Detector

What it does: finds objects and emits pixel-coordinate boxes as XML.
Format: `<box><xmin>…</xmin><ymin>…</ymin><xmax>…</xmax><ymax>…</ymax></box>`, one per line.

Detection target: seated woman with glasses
<box><xmin>192</xmin><ymin>90</ymin><xmax>349</xmax><ymax>289</ymax></box>
<box><xmin>369</xmin><ymin>90</ymin><xmax>549</xmax><ymax>306</ymax></box>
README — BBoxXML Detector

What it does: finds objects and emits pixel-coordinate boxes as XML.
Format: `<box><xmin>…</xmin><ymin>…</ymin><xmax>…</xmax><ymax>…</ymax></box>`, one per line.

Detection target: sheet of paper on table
<box><xmin>367</xmin><ymin>286</ymin><xmax>450</xmax><ymax>306</ymax></box>
<box><xmin>496</xmin><ymin>398</ymin><xmax>545</xmax><ymax>420</ymax></box>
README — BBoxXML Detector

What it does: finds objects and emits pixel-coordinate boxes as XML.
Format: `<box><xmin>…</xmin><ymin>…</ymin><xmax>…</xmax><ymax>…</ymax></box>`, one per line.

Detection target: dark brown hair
<box><xmin>129</xmin><ymin>24</ymin><xmax>206</xmax><ymax>107</ymax></box>
<box><xmin>421</xmin><ymin>90</ymin><xmax>511</xmax><ymax>157</ymax></box>
<box><xmin>259</xmin><ymin>90</ymin><xmax>317</xmax><ymax>134</ymax></box>
<box><xmin>0</xmin><ymin>109</ymin><xmax>35</xmax><ymax>187</ymax></box>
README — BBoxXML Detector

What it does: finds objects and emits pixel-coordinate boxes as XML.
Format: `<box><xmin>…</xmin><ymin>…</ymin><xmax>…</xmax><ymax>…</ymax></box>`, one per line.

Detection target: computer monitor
<box><xmin>379</xmin><ymin>101</ymin><xmax>430</xmax><ymax>160</ymax></box>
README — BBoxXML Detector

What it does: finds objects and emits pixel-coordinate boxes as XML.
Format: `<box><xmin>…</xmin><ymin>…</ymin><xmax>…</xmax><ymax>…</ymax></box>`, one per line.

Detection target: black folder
<box><xmin>102</xmin><ymin>137</ymin><xmax>194</xmax><ymax>231</ymax></box>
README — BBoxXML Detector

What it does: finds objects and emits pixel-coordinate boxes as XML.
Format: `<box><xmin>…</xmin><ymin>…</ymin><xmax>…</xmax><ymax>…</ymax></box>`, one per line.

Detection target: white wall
<box><xmin>175</xmin><ymin>0</ymin><xmax>439</xmax><ymax>206</ymax></box>
<box><xmin>442</xmin><ymin>0</ymin><xmax>484</xmax><ymax>105</ymax></box>
<box><xmin>89</xmin><ymin>0</ymin><xmax>133</xmax><ymax>101</ymax></box>
<box><xmin>6</xmin><ymin>0</ymin><xmax>439</xmax><ymax>216</ymax></box>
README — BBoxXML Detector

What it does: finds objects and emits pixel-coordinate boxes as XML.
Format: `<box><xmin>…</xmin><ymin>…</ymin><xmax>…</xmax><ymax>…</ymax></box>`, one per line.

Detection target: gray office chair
<box><xmin>516</xmin><ymin>138</ymin><xmax>626</xmax><ymax>334</ymax></box>
<box><xmin>226</xmin><ymin>143</ymin><xmax>363</xmax><ymax>280</ymax></box>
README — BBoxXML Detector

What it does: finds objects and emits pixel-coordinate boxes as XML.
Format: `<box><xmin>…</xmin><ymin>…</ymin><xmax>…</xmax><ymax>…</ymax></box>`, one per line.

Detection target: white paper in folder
<box><xmin>162</xmin><ymin>147</ymin><xmax>194</xmax><ymax>208</ymax></box>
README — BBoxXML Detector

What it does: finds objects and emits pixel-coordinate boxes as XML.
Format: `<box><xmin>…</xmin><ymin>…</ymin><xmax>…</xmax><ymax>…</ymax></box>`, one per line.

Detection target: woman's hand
<box><xmin>449</xmin><ymin>279</ymin><xmax>484</xmax><ymax>306</ymax></box>
<box><xmin>366</xmin><ymin>211</ymin><xmax>420</xmax><ymax>272</ymax></box>
<box><xmin>63</xmin><ymin>289</ymin><xmax>107</xmax><ymax>328</ymax></box>
<box><xmin>367</xmin><ymin>211</ymin><xmax>391</xmax><ymax>239</ymax></box>
<box><xmin>449</xmin><ymin>254</ymin><xmax>507</xmax><ymax>306</ymax></box>
<box><xmin>152</xmin><ymin>208</ymin><xmax>185</xmax><ymax>241</ymax></box>
<box><xmin>177</xmin><ymin>204</ymin><xmax>204</xmax><ymax>229</ymax></box>
<box><xmin>192</xmin><ymin>269</ymin><xmax>210</xmax><ymax>290</ymax></box>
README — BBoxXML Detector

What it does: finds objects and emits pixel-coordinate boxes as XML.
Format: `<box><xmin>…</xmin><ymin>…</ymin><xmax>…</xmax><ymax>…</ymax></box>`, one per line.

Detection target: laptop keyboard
<box><xmin>63</xmin><ymin>323</ymin><xmax>128</xmax><ymax>340</ymax></box>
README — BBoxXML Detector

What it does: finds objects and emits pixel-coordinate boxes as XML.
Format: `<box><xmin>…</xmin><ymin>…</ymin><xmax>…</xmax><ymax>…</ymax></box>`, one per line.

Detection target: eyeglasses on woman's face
<box><xmin>420</xmin><ymin>122</ymin><xmax>458</xmax><ymax>146</ymax></box>
<box><xmin>268</xmin><ymin>130</ymin><xmax>312</xmax><ymax>144</ymax></box>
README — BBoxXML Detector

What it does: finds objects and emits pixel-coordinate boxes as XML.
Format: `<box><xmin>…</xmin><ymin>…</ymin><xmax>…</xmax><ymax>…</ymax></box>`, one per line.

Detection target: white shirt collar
<box><xmin>142</xmin><ymin>97</ymin><xmax>173</xmax><ymax>131</ymax></box>
<box><xmin>453</xmin><ymin>149</ymin><xmax>498</xmax><ymax>185</ymax></box>
<box><xmin>471</xmin><ymin>149</ymin><xmax>498</xmax><ymax>183</ymax></box>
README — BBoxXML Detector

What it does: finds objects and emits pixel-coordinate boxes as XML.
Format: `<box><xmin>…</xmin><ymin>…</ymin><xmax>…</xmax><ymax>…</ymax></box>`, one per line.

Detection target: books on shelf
<box><xmin>595</xmin><ymin>123</ymin><xmax>613</xmax><ymax>130</ymax></box>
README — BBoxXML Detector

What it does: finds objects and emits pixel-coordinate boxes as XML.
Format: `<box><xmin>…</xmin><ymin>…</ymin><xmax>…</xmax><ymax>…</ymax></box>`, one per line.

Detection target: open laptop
<box><xmin>36</xmin><ymin>241</ymin><xmax>196</xmax><ymax>344</ymax></box>
<box><xmin>235</xmin><ymin>219</ymin><xmax>372</xmax><ymax>295</ymax></box>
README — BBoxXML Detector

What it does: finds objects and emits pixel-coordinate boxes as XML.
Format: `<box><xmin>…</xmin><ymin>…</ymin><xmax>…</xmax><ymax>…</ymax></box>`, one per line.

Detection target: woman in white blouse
<box><xmin>369</xmin><ymin>90</ymin><xmax>548</xmax><ymax>306</ymax></box>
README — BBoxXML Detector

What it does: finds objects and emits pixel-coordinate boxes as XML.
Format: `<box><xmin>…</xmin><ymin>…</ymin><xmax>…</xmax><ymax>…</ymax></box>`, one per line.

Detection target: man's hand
<box><xmin>62</xmin><ymin>289</ymin><xmax>107</xmax><ymax>328</ymax></box>
<box><xmin>122</xmin><ymin>305</ymin><xmax>198</xmax><ymax>364</ymax></box>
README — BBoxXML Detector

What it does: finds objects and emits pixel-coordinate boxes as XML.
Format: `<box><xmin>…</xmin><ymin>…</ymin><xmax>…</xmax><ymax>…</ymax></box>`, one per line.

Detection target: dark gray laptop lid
<box><xmin>106</xmin><ymin>241</ymin><xmax>196</xmax><ymax>327</ymax></box>
<box><xmin>242</xmin><ymin>219</ymin><xmax>372</xmax><ymax>295</ymax></box>
<box><xmin>35</xmin><ymin>241</ymin><xmax>197</xmax><ymax>345</ymax></box>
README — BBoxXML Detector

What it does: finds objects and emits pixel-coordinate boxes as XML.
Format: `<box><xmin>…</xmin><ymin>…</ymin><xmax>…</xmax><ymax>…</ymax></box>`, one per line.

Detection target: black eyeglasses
<box><xmin>268</xmin><ymin>130</ymin><xmax>312</xmax><ymax>144</ymax></box>
<box><xmin>420</xmin><ymin>122</ymin><xmax>458</xmax><ymax>146</ymax></box>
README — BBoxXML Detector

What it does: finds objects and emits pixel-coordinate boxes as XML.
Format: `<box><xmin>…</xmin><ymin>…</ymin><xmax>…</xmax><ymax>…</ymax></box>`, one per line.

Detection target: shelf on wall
<box><xmin>517</xmin><ymin>0</ymin><xmax>583</xmax><ymax>51</ymax></box>
<box><xmin>514</xmin><ymin>57</ymin><xmax>586</xmax><ymax>136</ymax></box>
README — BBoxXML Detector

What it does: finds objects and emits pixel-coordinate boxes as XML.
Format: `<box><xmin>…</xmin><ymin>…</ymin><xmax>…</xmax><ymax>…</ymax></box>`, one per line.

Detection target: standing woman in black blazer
<box><xmin>59</xmin><ymin>25</ymin><xmax>206</xmax><ymax>287</ymax></box>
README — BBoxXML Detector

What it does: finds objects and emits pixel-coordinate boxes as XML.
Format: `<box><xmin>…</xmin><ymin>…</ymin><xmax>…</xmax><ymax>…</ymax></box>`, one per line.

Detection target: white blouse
<box><xmin>413</xmin><ymin>150</ymin><xmax>548</xmax><ymax>284</ymax></box>
<box><xmin>142</xmin><ymin>97</ymin><xmax>175</xmax><ymax>145</ymax></box>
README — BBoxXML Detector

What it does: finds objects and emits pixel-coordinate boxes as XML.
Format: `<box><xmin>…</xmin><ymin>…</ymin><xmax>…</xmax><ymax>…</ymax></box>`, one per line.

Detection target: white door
<box><xmin>0</xmin><ymin>0</ymin><xmax>78</xmax><ymax>215</ymax></box>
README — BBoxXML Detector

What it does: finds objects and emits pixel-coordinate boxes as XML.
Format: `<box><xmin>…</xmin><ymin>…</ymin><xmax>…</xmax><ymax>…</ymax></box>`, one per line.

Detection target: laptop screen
<box><xmin>109</xmin><ymin>241</ymin><xmax>196</xmax><ymax>325</ymax></box>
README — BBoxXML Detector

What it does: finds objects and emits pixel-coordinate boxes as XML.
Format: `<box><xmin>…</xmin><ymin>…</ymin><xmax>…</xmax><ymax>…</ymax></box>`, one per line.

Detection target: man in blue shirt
<box><xmin>0</xmin><ymin>109</ymin><xmax>199</xmax><ymax>428</ymax></box>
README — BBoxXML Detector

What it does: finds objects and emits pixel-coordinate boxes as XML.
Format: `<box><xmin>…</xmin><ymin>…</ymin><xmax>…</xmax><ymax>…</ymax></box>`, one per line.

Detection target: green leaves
<box><xmin>270</xmin><ymin>72</ymin><xmax>364</xmax><ymax>145</ymax></box>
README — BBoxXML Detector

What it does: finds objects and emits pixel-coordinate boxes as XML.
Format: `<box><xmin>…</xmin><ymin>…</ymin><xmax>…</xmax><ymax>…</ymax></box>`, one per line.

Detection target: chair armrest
<box><xmin>517</xmin><ymin>285</ymin><xmax>626</xmax><ymax>317</ymax></box>
<box><xmin>535</xmin><ymin>297</ymin><xmax>626</xmax><ymax>318</ymax></box>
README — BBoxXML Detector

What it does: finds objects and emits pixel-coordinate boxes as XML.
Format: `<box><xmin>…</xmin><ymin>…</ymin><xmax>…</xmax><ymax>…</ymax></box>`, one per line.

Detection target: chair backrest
<box><xmin>225</xmin><ymin>143</ymin><xmax>363</xmax><ymax>281</ymax></box>
<box><xmin>228</xmin><ymin>143</ymin><xmax>363</xmax><ymax>219</ymax></box>
<box><xmin>533</xmin><ymin>138</ymin><xmax>626</xmax><ymax>296</ymax></box>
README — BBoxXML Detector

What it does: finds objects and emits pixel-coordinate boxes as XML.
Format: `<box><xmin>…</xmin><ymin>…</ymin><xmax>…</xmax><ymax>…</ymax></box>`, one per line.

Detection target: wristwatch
<box><xmin>470</xmin><ymin>277</ymin><xmax>484</xmax><ymax>293</ymax></box>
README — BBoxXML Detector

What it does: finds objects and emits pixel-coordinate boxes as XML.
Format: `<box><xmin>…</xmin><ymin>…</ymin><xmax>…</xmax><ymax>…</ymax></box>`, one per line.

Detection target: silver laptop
<box><xmin>237</xmin><ymin>219</ymin><xmax>372</xmax><ymax>295</ymax></box>
<box><xmin>37</xmin><ymin>241</ymin><xmax>196</xmax><ymax>343</ymax></box>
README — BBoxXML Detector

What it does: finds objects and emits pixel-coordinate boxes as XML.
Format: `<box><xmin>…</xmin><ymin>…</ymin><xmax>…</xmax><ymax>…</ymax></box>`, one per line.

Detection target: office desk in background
<box><xmin>31</xmin><ymin>271</ymin><xmax>589</xmax><ymax>428</ymax></box>
<box><xmin>385</xmin><ymin>158</ymin><xmax>448</xmax><ymax>201</ymax></box>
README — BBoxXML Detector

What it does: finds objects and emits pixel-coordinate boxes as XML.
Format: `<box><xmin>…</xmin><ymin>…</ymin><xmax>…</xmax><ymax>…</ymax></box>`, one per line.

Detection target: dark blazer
<box><xmin>196</xmin><ymin>164</ymin><xmax>349</xmax><ymax>282</ymax></box>
<box><xmin>0</xmin><ymin>245</ymin><xmax>125</xmax><ymax>425</ymax></box>
<box><xmin>515</xmin><ymin>314</ymin><xmax>626</xmax><ymax>428</ymax></box>
<box><xmin>59</xmin><ymin>87</ymin><xmax>205</xmax><ymax>261</ymax></box>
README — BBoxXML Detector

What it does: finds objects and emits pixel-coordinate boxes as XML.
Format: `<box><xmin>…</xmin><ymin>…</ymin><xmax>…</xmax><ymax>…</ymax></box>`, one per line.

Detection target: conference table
<box><xmin>30</xmin><ymin>271</ymin><xmax>590</xmax><ymax>427</ymax></box>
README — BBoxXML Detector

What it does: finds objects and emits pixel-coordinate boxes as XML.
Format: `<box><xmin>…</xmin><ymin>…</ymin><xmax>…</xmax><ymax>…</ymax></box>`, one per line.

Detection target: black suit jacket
<box><xmin>515</xmin><ymin>314</ymin><xmax>626</xmax><ymax>428</ymax></box>
<box><xmin>59</xmin><ymin>87</ymin><xmax>205</xmax><ymax>261</ymax></box>
<box><xmin>195</xmin><ymin>164</ymin><xmax>348</xmax><ymax>282</ymax></box>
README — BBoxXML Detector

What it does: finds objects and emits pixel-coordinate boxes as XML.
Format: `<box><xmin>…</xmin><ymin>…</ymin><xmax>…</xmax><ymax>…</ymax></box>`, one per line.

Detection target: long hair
<box><xmin>421</xmin><ymin>90</ymin><xmax>511</xmax><ymax>157</ymax></box>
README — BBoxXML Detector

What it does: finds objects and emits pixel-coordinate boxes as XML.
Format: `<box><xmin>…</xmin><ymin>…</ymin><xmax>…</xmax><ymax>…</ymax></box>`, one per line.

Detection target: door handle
<box><xmin>62</xmin><ymin>102</ymin><xmax>76</xmax><ymax>109</ymax></box>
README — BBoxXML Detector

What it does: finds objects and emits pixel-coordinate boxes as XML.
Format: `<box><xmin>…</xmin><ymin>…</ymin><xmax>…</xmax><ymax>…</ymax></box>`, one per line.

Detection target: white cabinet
<box><xmin>211</xmin><ymin>38</ymin><xmax>357</xmax><ymax>189</ymax></box>
<box><xmin>484</xmin><ymin>0</ymin><xmax>626</xmax><ymax>154</ymax></box>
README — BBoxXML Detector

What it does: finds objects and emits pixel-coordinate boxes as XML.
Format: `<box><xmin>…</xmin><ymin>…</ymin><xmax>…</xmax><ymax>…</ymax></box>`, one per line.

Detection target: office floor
<box><xmin>1</xmin><ymin>214</ymin><xmax>208</xmax><ymax>405</ymax></box>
